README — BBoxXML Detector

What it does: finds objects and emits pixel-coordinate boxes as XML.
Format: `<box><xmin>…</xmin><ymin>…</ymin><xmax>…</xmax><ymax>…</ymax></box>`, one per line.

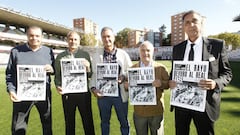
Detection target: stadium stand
<box><xmin>0</xmin><ymin>25</ymin><xmax>6</xmax><ymax>31</ymax></box>
<box><xmin>0</xmin><ymin>5</ymin><xmax>75</xmax><ymax>66</ymax></box>
<box><xmin>0</xmin><ymin>5</ymin><xmax>239</xmax><ymax>67</ymax></box>
<box><xmin>228</xmin><ymin>48</ymin><xmax>240</xmax><ymax>61</ymax></box>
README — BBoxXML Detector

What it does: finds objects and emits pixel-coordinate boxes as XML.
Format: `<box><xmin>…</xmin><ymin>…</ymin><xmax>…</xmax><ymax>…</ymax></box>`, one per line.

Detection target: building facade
<box><xmin>128</xmin><ymin>29</ymin><xmax>162</xmax><ymax>48</ymax></box>
<box><xmin>171</xmin><ymin>12</ymin><xmax>186</xmax><ymax>46</ymax></box>
<box><xmin>73</xmin><ymin>18</ymin><xmax>98</xmax><ymax>36</ymax></box>
<box><xmin>128</xmin><ymin>30</ymin><xmax>145</xmax><ymax>48</ymax></box>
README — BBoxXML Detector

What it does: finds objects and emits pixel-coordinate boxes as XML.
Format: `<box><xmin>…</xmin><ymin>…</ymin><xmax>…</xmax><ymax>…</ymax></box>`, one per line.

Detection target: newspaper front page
<box><xmin>96</xmin><ymin>63</ymin><xmax>119</xmax><ymax>97</ymax></box>
<box><xmin>128</xmin><ymin>67</ymin><xmax>156</xmax><ymax>105</ymax></box>
<box><xmin>60</xmin><ymin>58</ymin><xmax>87</xmax><ymax>94</ymax></box>
<box><xmin>17</xmin><ymin>65</ymin><xmax>46</xmax><ymax>101</ymax></box>
<box><xmin>170</xmin><ymin>61</ymin><xmax>209</xmax><ymax>112</ymax></box>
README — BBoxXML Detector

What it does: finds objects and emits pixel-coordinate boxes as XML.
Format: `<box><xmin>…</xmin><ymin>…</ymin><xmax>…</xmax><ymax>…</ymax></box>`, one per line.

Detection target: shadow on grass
<box><xmin>229</xmin><ymin>61</ymin><xmax>240</xmax><ymax>88</ymax></box>
<box><xmin>221</xmin><ymin>90</ymin><xmax>232</xmax><ymax>93</ymax></box>
<box><xmin>223</xmin><ymin>110</ymin><xmax>240</xmax><ymax>117</ymax></box>
<box><xmin>221</xmin><ymin>97</ymin><xmax>240</xmax><ymax>102</ymax></box>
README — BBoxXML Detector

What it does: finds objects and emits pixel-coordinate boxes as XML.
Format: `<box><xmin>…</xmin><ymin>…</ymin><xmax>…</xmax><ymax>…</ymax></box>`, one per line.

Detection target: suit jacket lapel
<box><xmin>177</xmin><ymin>41</ymin><xmax>187</xmax><ymax>60</ymax></box>
<box><xmin>202</xmin><ymin>37</ymin><xmax>211</xmax><ymax>61</ymax></box>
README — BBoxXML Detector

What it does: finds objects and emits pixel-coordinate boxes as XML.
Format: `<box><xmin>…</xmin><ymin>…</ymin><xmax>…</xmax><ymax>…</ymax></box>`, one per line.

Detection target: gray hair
<box><xmin>182</xmin><ymin>10</ymin><xmax>202</xmax><ymax>21</ymax></box>
<box><xmin>27</xmin><ymin>26</ymin><xmax>43</xmax><ymax>35</ymax></box>
<box><xmin>67</xmin><ymin>31</ymin><xmax>80</xmax><ymax>39</ymax></box>
<box><xmin>139</xmin><ymin>40</ymin><xmax>154</xmax><ymax>50</ymax></box>
<box><xmin>101</xmin><ymin>27</ymin><xmax>114</xmax><ymax>35</ymax></box>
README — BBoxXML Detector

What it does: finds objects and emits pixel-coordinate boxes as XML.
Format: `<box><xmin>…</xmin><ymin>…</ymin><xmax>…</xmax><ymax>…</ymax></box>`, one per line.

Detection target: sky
<box><xmin>1</xmin><ymin>0</ymin><xmax>240</xmax><ymax>36</ymax></box>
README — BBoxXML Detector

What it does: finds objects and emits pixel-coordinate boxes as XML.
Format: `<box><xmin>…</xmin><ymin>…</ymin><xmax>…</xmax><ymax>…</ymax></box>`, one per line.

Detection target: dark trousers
<box><xmin>11</xmin><ymin>96</ymin><xmax>52</xmax><ymax>135</ymax></box>
<box><xmin>175</xmin><ymin>107</ymin><xmax>214</xmax><ymax>135</ymax></box>
<box><xmin>62</xmin><ymin>92</ymin><xmax>95</xmax><ymax>135</ymax></box>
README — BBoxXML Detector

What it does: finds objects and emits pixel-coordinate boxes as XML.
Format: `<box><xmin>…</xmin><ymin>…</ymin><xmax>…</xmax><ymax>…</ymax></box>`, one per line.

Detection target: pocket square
<box><xmin>209</xmin><ymin>56</ymin><xmax>216</xmax><ymax>62</ymax></box>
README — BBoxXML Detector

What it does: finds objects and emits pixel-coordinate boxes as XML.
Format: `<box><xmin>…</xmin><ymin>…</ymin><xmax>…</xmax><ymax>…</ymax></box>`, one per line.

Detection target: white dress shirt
<box><xmin>183</xmin><ymin>37</ymin><xmax>203</xmax><ymax>61</ymax></box>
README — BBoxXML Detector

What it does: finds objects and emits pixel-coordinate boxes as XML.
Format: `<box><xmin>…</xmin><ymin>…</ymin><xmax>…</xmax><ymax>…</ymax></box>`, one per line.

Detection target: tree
<box><xmin>209</xmin><ymin>32</ymin><xmax>240</xmax><ymax>49</ymax></box>
<box><xmin>159</xmin><ymin>24</ymin><xmax>167</xmax><ymax>38</ymax></box>
<box><xmin>80</xmin><ymin>33</ymin><xmax>97</xmax><ymax>46</ymax></box>
<box><xmin>159</xmin><ymin>24</ymin><xmax>171</xmax><ymax>45</ymax></box>
<box><xmin>97</xmin><ymin>39</ymin><xmax>103</xmax><ymax>47</ymax></box>
<box><xmin>115</xmin><ymin>28</ymin><xmax>132</xmax><ymax>48</ymax></box>
<box><xmin>162</xmin><ymin>33</ymin><xmax>171</xmax><ymax>46</ymax></box>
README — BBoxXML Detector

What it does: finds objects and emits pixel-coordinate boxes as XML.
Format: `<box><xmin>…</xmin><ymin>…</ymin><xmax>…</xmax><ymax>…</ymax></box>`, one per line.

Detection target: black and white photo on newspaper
<box><xmin>17</xmin><ymin>65</ymin><xmax>46</xmax><ymax>101</ymax></box>
<box><xmin>170</xmin><ymin>61</ymin><xmax>209</xmax><ymax>112</ymax></box>
<box><xmin>96</xmin><ymin>63</ymin><xmax>119</xmax><ymax>97</ymax></box>
<box><xmin>128</xmin><ymin>67</ymin><xmax>156</xmax><ymax>105</ymax></box>
<box><xmin>60</xmin><ymin>58</ymin><xmax>87</xmax><ymax>94</ymax></box>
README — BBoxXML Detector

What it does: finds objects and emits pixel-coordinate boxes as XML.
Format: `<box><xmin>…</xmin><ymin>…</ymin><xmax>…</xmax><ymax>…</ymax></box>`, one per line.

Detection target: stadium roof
<box><xmin>0</xmin><ymin>6</ymin><xmax>79</xmax><ymax>35</ymax></box>
<box><xmin>233</xmin><ymin>14</ymin><xmax>240</xmax><ymax>22</ymax></box>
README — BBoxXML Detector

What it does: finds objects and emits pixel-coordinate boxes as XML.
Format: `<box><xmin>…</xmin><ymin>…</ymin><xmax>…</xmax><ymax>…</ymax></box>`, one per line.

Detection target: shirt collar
<box><xmin>26</xmin><ymin>43</ymin><xmax>42</xmax><ymax>51</ymax></box>
<box><xmin>187</xmin><ymin>36</ymin><xmax>202</xmax><ymax>46</ymax></box>
<box><xmin>140</xmin><ymin>61</ymin><xmax>153</xmax><ymax>67</ymax></box>
<box><xmin>104</xmin><ymin>47</ymin><xmax>117</xmax><ymax>55</ymax></box>
<box><xmin>67</xmin><ymin>47</ymin><xmax>79</xmax><ymax>54</ymax></box>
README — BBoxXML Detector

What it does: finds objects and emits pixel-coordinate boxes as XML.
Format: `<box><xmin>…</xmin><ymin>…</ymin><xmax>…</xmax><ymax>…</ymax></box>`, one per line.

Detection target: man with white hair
<box><xmin>127</xmin><ymin>41</ymin><xmax>169</xmax><ymax>135</ymax></box>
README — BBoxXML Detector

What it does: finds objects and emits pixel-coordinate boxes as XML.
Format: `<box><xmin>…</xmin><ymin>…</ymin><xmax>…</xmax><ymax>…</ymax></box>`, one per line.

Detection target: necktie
<box><xmin>188</xmin><ymin>44</ymin><xmax>195</xmax><ymax>61</ymax></box>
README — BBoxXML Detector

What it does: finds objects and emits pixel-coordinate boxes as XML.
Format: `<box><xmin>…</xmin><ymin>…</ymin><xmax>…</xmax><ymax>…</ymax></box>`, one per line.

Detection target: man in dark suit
<box><xmin>169</xmin><ymin>10</ymin><xmax>232</xmax><ymax>135</ymax></box>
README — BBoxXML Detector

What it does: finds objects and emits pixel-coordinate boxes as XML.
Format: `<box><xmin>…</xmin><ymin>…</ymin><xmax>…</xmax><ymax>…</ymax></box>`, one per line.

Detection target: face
<box><xmin>67</xmin><ymin>32</ymin><xmax>80</xmax><ymax>52</ymax></box>
<box><xmin>183</xmin><ymin>12</ymin><xmax>203</xmax><ymax>42</ymax></box>
<box><xmin>139</xmin><ymin>43</ymin><xmax>154</xmax><ymax>64</ymax></box>
<box><xmin>101</xmin><ymin>29</ymin><xmax>115</xmax><ymax>51</ymax></box>
<box><xmin>27</xmin><ymin>27</ymin><xmax>43</xmax><ymax>48</ymax></box>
